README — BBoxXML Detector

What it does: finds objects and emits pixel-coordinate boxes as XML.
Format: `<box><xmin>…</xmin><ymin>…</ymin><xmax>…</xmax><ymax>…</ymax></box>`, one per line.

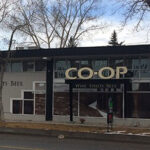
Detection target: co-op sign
<box><xmin>65</xmin><ymin>66</ymin><xmax>128</xmax><ymax>80</ymax></box>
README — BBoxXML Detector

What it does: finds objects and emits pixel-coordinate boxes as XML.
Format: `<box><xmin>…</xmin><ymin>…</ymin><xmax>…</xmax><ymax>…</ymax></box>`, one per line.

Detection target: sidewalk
<box><xmin>0</xmin><ymin>121</ymin><xmax>150</xmax><ymax>144</ymax></box>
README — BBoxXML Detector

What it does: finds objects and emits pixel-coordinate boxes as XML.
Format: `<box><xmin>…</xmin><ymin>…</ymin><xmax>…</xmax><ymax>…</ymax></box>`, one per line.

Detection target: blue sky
<box><xmin>80</xmin><ymin>0</ymin><xmax>150</xmax><ymax>47</ymax></box>
<box><xmin>0</xmin><ymin>0</ymin><xmax>150</xmax><ymax>49</ymax></box>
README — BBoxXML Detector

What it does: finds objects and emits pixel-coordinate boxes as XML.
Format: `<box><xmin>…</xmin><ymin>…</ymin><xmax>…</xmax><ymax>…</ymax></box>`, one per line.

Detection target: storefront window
<box><xmin>80</xmin><ymin>92</ymin><xmax>101</xmax><ymax>117</ymax></box>
<box><xmin>12</xmin><ymin>91</ymin><xmax>34</xmax><ymax>115</ymax></box>
<box><xmin>54</xmin><ymin>92</ymin><xmax>78</xmax><ymax>116</ymax></box>
<box><xmin>54</xmin><ymin>83</ymin><xmax>78</xmax><ymax>116</ymax></box>
<box><xmin>35</xmin><ymin>94</ymin><xmax>46</xmax><ymax>115</ymax></box>
<box><xmin>24</xmin><ymin>101</ymin><xmax>34</xmax><ymax>114</ymax></box>
<box><xmin>131</xmin><ymin>83</ymin><xmax>150</xmax><ymax>91</ymax></box>
<box><xmin>79</xmin><ymin>92</ymin><xmax>123</xmax><ymax>118</ymax></box>
<box><xmin>33</xmin><ymin>82</ymin><xmax>46</xmax><ymax>115</ymax></box>
<box><xmin>12</xmin><ymin>100</ymin><xmax>22</xmax><ymax>114</ymax></box>
<box><xmin>23</xmin><ymin>91</ymin><xmax>34</xmax><ymax>114</ymax></box>
<box><xmin>24</xmin><ymin>91</ymin><xmax>34</xmax><ymax>99</ymax></box>
<box><xmin>54</xmin><ymin>92</ymin><xmax>69</xmax><ymax>115</ymax></box>
<box><xmin>126</xmin><ymin>93</ymin><xmax>150</xmax><ymax>118</ymax></box>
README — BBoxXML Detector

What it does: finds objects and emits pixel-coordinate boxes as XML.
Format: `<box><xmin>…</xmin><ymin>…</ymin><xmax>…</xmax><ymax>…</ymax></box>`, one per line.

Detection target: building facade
<box><xmin>1</xmin><ymin>45</ymin><xmax>150</xmax><ymax>126</ymax></box>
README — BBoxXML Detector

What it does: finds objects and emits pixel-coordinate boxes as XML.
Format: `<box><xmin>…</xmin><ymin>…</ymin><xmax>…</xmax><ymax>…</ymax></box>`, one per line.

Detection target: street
<box><xmin>0</xmin><ymin>133</ymin><xmax>149</xmax><ymax>150</ymax></box>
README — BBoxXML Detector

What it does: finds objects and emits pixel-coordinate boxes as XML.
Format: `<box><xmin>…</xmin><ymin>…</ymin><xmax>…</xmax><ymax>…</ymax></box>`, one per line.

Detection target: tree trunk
<box><xmin>0</xmin><ymin>63</ymin><xmax>5</xmax><ymax>121</ymax></box>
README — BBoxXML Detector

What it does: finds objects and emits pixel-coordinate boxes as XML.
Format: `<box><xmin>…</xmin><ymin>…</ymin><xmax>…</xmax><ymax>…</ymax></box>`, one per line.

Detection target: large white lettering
<box><xmin>65</xmin><ymin>66</ymin><xmax>128</xmax><ymax>80</ymax></box>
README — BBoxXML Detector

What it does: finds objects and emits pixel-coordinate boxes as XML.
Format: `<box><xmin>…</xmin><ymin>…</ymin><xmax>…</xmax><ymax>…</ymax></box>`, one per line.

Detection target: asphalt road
<box><xmin>0</xmin><ymin>133</ymin><xmax>150</xmax><ymax>150</ymax></box>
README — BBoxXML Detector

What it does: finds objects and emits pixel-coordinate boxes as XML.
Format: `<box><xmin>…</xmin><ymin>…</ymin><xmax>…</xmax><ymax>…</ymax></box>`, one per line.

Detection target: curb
<box><xmin>0</xmin><ymin>127</ymin><xmax>150</xmax><ymax>144</ymax></box>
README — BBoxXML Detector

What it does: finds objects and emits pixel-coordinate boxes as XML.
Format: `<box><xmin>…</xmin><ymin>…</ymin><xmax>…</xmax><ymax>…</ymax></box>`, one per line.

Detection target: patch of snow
<box><xmin>134</xmin><ymin>133</ymin><xmax>150</xmax><ymax>136</ymax></box>
<box><xmin>105</xmin><ymin>131</ymin><xmax>126</xmax><ymax>135</ymax></box>
<box><xmin>106</xmin><ymin>132</ymin><xmax>150</xmax><ymax>137</ymax></box>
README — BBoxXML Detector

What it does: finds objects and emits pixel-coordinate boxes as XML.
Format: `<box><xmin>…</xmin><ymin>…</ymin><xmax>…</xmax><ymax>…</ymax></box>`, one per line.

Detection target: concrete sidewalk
<box><xmin>0</xmin><ymin>121</ymin><xmax>150</xmax><ymax>144</ymax></box>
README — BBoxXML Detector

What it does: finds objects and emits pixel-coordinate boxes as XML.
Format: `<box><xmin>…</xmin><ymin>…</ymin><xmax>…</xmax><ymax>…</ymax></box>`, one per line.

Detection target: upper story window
<box><xmin>55</xmin><ymin>60</ymin><xmax>71</xmax><ymax>78</ymax></box>
<box><xmin>23</xmin><ymin>61</ymin><xmax>34</xmax><ymax>72</ymax></box>
<box><xmin>71</xmin><ymin>60</ymin><xmax>92</xmax><ymax>68</ymax></box>
<box><xmin>5</xmin><ymin>63</ymin><xmax>11</xmax><ymax>72</ymax></box>
<box><xmin>140</xmin><ymin>58</ymin><xmax>150</xmax><ymax>70</ymax></box>
<box><xmin>35</xmin><ymin>61</ymin><xmax>46</xmax><ymax>71</ymax></box>
<box><xmin>92</xmin><ymin>60</ymin><xmax>108</xmax><ymax>71</ymax></box>
<box><xmin>109</xmin><ymin>59</ymin><xmax>124</xmax><ymax>68</ymax></box>
<box><xmin>11</xmin><ymin>62</ymin><xmax>22</xmax><ymax>72</ymax></box>
<box><xmin>4</xmin><ymin>60</ymin><xmax>47</xmax><ymax>72</ymax></box>
<box><xmin>124</xmin><ymin>58</ymin><xmax>140</xmax><ymax>69</ymax></box>
<box><xmin>55</xmin><ymin>61</ymin><xmax>70</xmax><ymax>70</ymax></box>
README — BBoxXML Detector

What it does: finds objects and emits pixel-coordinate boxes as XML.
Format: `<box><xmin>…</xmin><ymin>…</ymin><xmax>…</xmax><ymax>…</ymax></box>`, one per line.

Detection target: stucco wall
<box><xmin>2</xmin><ymin>72</ymin><xmax>46</xmax><ymax>118</ymax></box>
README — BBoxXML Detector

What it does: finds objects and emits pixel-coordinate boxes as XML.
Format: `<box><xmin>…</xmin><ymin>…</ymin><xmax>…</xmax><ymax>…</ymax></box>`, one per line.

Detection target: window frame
<box><xmin>23</xmin><ymin>61</ymin><xmax>35</xmax><ymax>72</ymax></box>
<box><xmin>11</xmin><ymin>61</ymin><xmax>23</xmax><ymax>72</ymax></box>
<box><xmin>11</xmin><ymin>90</ymin><xmax>35</xmax><ymax>115</ymax></box>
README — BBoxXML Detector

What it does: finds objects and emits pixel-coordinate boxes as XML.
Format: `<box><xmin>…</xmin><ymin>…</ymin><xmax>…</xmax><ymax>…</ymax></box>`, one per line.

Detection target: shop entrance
<box><xmin>65</xmin><ymin>79</ymin><xmax>130</xmax><ymax>121</ymax></box>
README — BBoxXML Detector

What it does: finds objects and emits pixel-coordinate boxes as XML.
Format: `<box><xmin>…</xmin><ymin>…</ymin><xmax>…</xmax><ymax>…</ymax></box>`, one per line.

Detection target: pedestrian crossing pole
<box><xmin>107</xmin><ymin>97</ymin><xmax>113</xmax><ymax>132</ymax></box>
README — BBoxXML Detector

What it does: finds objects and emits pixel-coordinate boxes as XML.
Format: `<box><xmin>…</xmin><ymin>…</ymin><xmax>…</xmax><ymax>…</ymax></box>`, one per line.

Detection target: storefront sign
<box><xmin>1</xmin><ymin>81</ymin><xmax>23</xmax><ymax>87</ymax></box>
<box><xmin>74</xmin><ymin>83</ymin><xmax>120</xmax><ymax>89</ymax></box>
<box><xmin>65</xmin><ymin>67</ymin><xmax>128</xmax><ymax>80</ymax></box>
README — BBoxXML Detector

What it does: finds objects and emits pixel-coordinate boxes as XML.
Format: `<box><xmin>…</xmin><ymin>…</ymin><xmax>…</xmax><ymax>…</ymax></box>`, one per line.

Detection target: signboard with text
<box><xmin>65</xmin><ymin>66</ymin><xmax>128</xmax><ymax>80</ymax></box>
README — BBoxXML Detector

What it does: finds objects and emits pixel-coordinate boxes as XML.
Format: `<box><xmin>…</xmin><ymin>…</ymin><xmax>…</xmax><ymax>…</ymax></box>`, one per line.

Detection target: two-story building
<box><xmin>1</xmin><ymin>45</ymin><xmax>150</xmax><ymax>126</ymax></box>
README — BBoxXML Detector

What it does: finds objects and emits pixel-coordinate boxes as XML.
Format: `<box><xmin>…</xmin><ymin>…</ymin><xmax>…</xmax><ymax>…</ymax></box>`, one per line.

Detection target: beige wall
<box><xmin>2</xmin><ymin>72</ymin><xmax>46</xmax><ymax>115</ymax></box>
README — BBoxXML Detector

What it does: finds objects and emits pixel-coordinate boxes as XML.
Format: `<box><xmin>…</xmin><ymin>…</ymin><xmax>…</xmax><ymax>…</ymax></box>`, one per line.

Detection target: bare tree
<box><xmin>0</xmin><ymin>0</ymin><xmax>9</xmax><ymax>23</ymax></box>
<box><xmin>6</xmin><ymin>0</ymin><xmax>105</xmax><ymax>48</ymax></box>
<box><xmin>115</xmin><ymin>0</ymin><xmax>150</xmax><ymax>28</ymax></box>
<box><xmin>0</xmin><ymin>0</ymin><xmax>26</xmax><ymax>121</ymax></box>
<box><xmin>0</xmin><ymin>0</ymin><xmax>11</xmax><ymax>121</ymax></box>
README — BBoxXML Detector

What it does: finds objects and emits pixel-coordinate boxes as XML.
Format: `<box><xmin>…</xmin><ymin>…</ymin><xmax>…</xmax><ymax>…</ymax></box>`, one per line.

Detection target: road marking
<box><xmin>0</xmin><ymin>145</ymin><xmax>44</xmax><ymax>150</ymax></box>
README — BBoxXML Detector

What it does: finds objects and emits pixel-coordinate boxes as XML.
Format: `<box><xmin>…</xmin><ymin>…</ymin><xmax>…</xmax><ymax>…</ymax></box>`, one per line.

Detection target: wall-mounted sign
<box><xmin>65</xmin><ymin>67</ymin><xmax>128</xmax><ymax>80</ymax></box>
<box><xmin>1</xmin><ymin>81</ymin><xmax>23</xmax><ymax>87</ymax></box>
<box><xmin>73</xmin><ymin>83</ymin><xmax>120</xmax><ymax>89</ymax></box>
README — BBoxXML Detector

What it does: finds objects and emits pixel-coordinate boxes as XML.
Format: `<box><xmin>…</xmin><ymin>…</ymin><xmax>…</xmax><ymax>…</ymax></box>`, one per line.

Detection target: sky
<box><xmin>80</xmin><ymin>0</ymin><xmax>150</xmax><ymax>47</ymax></box>
<box><xmin>0</xmin><ymin>0</ymin><xmax>150</xmax><ymax>50</ymax></box>
<box><xmin>80</xmin><ymin>17</ymin><xmax>150</xmax><ymax>47</ymax></box>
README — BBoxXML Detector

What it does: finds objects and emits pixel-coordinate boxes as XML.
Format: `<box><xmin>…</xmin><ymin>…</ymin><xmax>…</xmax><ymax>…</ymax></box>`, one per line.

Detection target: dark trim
<box><xmin>69</xmin><ymin>84</ymin><xmax>73</xmax><ymax>122</ymax></box>
<box><xmin>124</xmin><ymin>83</ymin><xmax>127</xmax><ymax>118</ymax></box>
<box><xmin>46</xmin><ymin>59</ymin><xmax>53</xmax><ymax>121</ymax></box>
<box><xmin>2</xmin><ymin>45</ymin><xmax>150</xmax><ymax>58</ymax></box>
<box><xmin>124</xmin><ymin>81</ymin><xmax>132</xmax><ymax>118</ymax></box>
<box><xmin>65</xmin><ymin>79</ymin><xmax>131</xmax><ymax>87</ymax></box>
